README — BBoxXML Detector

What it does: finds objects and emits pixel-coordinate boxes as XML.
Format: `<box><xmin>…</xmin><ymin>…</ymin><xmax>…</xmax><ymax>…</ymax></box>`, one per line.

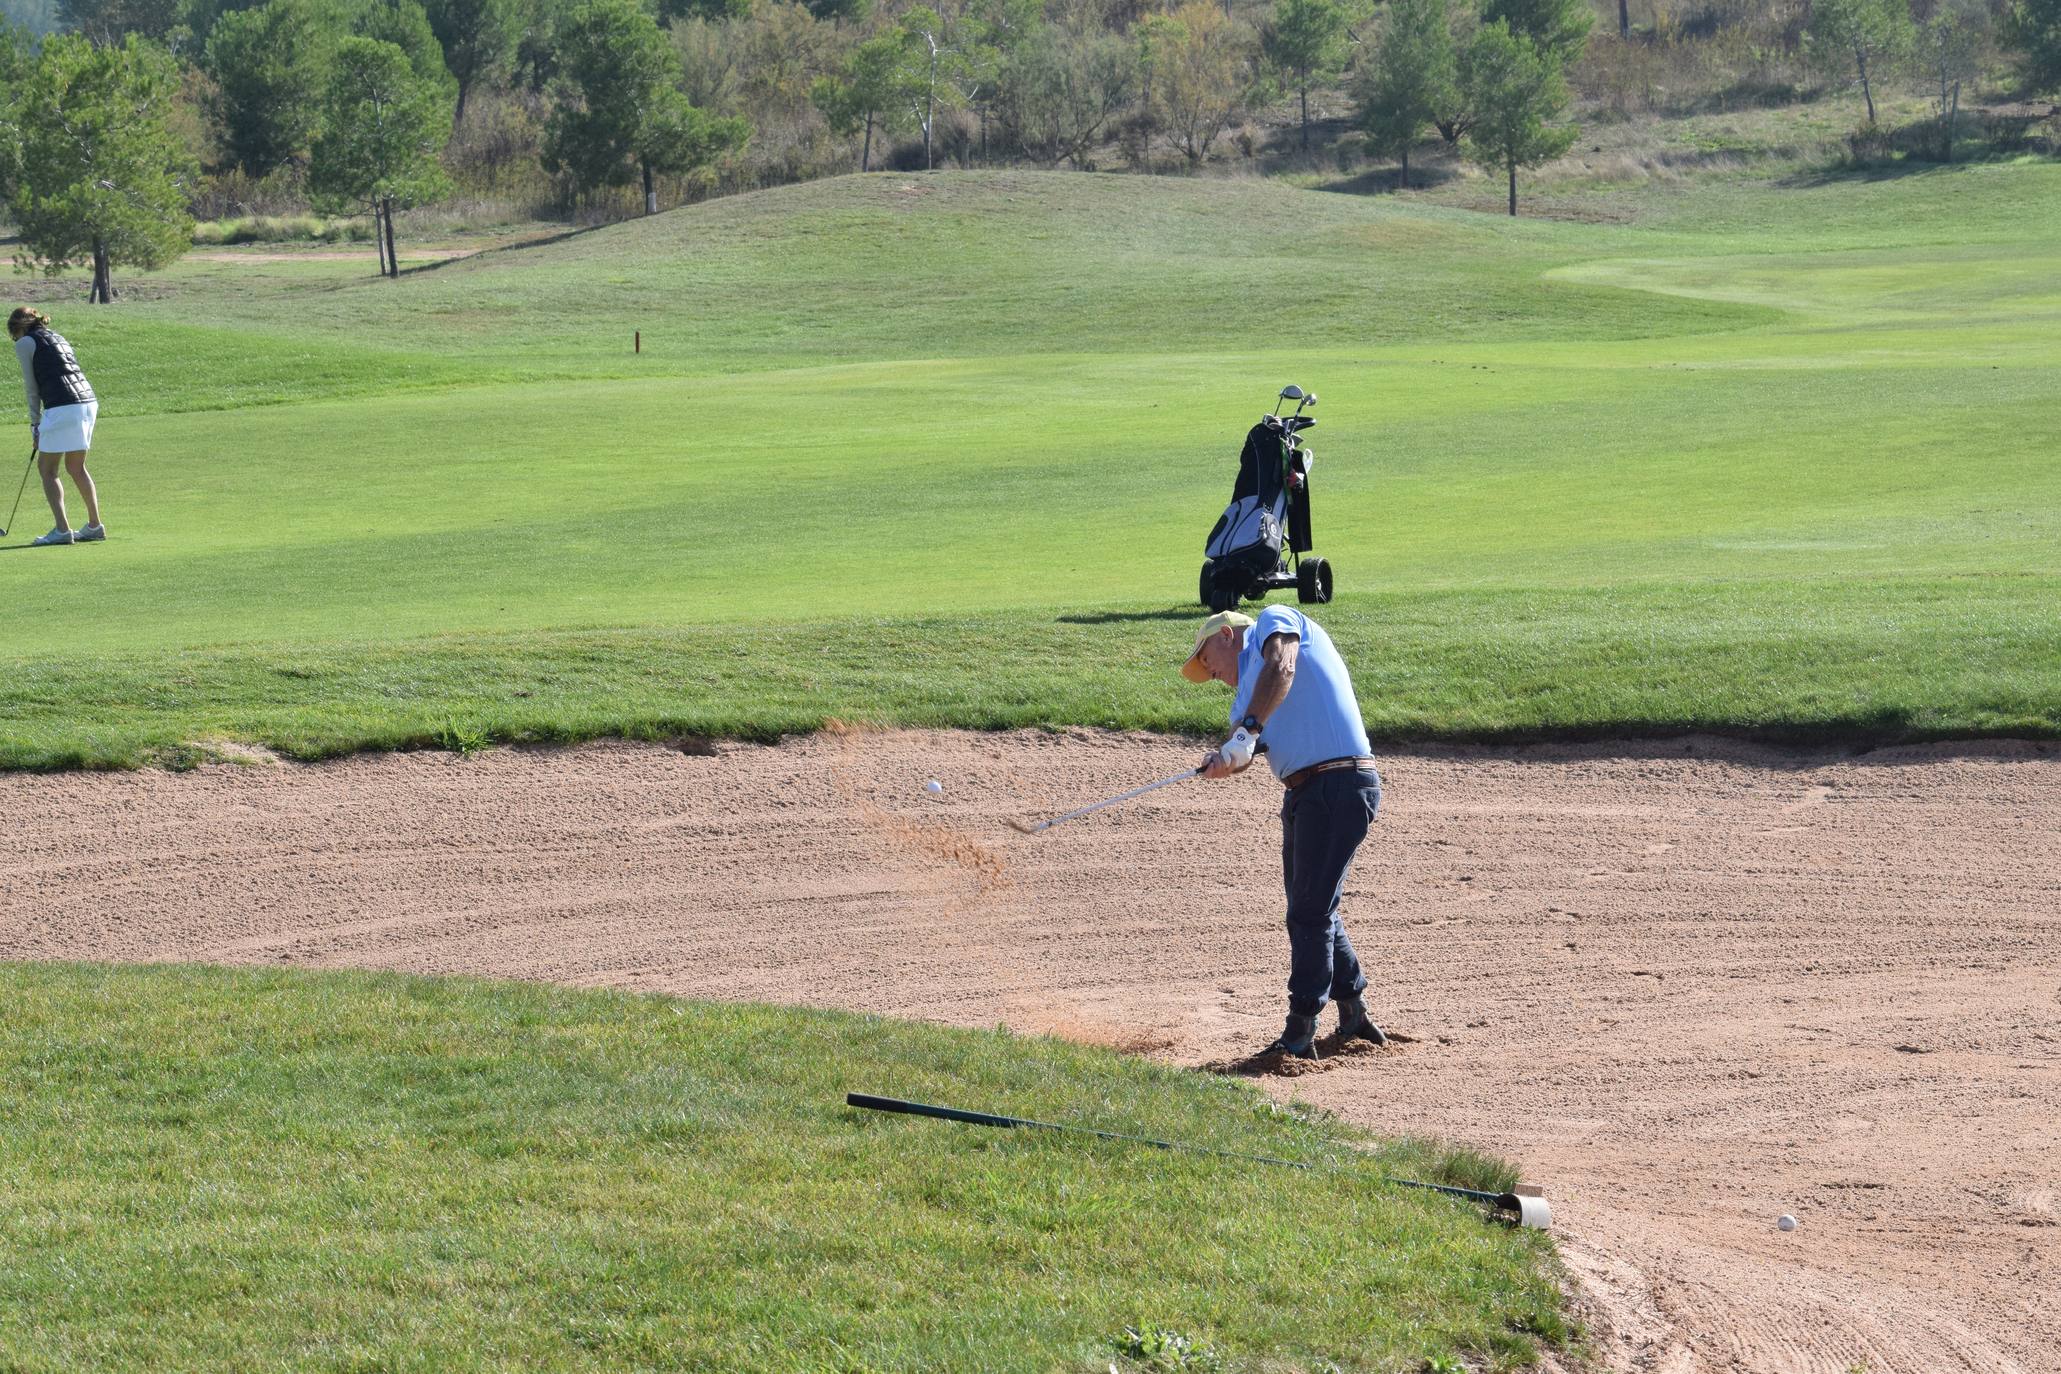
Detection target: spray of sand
<box><xmin>819</xmin><ymin>719</ymin><xmax>1012</xmax><ymax>906</ymax></box>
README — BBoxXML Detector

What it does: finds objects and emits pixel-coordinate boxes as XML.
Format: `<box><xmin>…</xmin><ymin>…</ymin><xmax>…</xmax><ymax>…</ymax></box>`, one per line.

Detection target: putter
<box><xmin>2</xmin><ymin>443</ymin><xmax>33</xmax><ymax>538</ymax></box>
<box><xmin>846</xmin><ymin>1093</ymin><xmax>1552</xmax><ymax>1230</ymax></box>
<box><xmin>1007</xmin><ymin>766</ymin><xmax>1203</xmax><ymax>835</ymax></box>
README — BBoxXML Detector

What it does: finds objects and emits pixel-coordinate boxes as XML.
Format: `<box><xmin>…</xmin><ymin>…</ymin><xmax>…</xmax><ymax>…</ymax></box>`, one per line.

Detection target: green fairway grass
<box><xmin>1</xmin><ymin>166</ymin><xmax>2056</xmax><ymax>765</ymax></box>
<box><xmin>0</xmin><ymin>963</ymin><xmax>1566</xmax><ymax>1373</ymax></box>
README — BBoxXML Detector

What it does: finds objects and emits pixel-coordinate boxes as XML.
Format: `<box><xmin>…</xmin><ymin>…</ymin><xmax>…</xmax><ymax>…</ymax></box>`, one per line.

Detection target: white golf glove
<box><xmin>1218</xmin><ymin>727</ymin><xmax>1258</xmax><ymax>771</ymax></box>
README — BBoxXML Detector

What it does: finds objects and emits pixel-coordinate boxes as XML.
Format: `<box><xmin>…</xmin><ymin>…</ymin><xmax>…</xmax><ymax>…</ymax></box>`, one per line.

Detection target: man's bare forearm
<box><xmin>1246</xmin><ymin>634</ymin><xmax>1298</xmax><ymax>724</ymax></box>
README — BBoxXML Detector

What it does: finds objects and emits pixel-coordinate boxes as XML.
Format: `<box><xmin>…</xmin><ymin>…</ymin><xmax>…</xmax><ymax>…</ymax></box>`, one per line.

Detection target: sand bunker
<box><xmin>3</xmin><ymin>729</ymin><xmax>2057</xmax><ymax>1373</ymax></box>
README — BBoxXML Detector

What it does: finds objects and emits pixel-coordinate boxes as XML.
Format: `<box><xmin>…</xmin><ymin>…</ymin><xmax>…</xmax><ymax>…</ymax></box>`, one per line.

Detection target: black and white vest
<box><xmin>27</xmin><ymin>327</ymin><xmax>96</xmax><ymax>410</ymax></box>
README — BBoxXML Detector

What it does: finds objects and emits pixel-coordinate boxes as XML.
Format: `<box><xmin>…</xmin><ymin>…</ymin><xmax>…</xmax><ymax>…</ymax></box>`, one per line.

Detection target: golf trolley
<box><xmin>1198</xmin><ymin>385</ymin><xmax>1333</xmax><ymax>613</ymax></box>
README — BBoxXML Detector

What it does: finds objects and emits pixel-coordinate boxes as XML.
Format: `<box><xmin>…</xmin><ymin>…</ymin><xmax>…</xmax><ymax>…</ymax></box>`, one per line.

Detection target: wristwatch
<box><xmin>1241</xmin><ymin>714</ymin><xmax>1263</xmax><ymax>735</ymax></box>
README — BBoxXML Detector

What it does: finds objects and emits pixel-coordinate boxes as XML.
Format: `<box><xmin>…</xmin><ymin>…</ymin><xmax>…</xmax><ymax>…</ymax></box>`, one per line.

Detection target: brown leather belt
<box><xmin>1281</xmin><ymin>756</ymin><xmax>1377</xmax><ymax>791</ymax></box>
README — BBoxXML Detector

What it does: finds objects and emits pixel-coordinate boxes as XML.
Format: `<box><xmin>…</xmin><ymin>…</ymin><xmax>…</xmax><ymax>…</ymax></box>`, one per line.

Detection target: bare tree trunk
<box><xmin>454</xmin><ymin>78</ymin><xmax>470</xmax><ymax>130</ymax></box>
<box><xmin>1944</xmin><ymin>79</ymin><xmax>1959</xmax><ymax>160</ymax></box>
<box><xmin>375</xmin><ymin>205</ymin><xmax>391</xmax><ymax>276</ymax></box>
<box><xmin>90</xmin><ymin>239</ymin><xmax>111</xmax><ymax>303</ymax></box>
<box><xmin>1300</xmin><ymin>81</ymin><xmax>1310</xmax><ymax>150</ymax></box>
<box><xmin>1856</xmin><ymin>44</ymin><xmax>1876</xmax><ymax>123</ymax></box>
<box><xmin>1399</xmin><ymin>147</ymin><xmax>1409</xmax><ymax>188</ymax></box>
<box><xmin>925</xmin><ymin>86</ymin><xmax>936</xmax><ymax>168</ymax></box>
<box><xmin>382</xmin><ymin>198</ymin><xmax>399</xmax><ymax>278</ymax></box>
<box><xmin>862</xmin><ymin>111</ymin><xmax>874</xmax><ymax>171</ymax></box>
<box><xmin>1618</xmin><ymin>0</ymin><xmax>1629</xmax><ymax>37</ymax></box>
<box><xmin>1507</xmin><ymin>159</ymin><xmax>1517</xmax><ymax>216</ymax></box>
<box><xmin>641</xmin><ymin>160</ymin><xmax>658</xmax><ymax>215</ymax></box>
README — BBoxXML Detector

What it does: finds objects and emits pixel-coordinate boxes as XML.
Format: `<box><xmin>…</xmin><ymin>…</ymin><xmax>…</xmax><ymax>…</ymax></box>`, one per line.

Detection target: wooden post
<box><xmin>635</xmin><ymin>331</ymin><xmax>641</xmax><ymax>353</ymax></box>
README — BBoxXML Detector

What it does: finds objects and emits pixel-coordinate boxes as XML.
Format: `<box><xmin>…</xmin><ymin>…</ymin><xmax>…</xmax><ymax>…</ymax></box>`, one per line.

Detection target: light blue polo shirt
<box><xmin>1228</xmin><ymin>606</ymin><xmax>1373</xmax><ymax>782</ymax></box>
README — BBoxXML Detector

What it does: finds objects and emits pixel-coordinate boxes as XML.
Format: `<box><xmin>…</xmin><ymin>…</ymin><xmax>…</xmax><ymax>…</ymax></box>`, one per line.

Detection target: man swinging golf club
<box><xmin>1183</xmin><ymin>607</ymin><xmax>1385</xmax><ymax>1060</ymax></box>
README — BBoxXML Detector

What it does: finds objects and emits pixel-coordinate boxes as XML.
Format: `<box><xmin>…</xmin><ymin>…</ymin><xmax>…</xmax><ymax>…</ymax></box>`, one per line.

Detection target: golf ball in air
<box><xmin>924</xmin><ymin>780</ymin><xmax>943</xmax><ymax>796</ymax></box>
<box><xmin>1777</xmin><ymin>1214</ymin><xmax>1797</xmax><ymax>1232</ymax></box>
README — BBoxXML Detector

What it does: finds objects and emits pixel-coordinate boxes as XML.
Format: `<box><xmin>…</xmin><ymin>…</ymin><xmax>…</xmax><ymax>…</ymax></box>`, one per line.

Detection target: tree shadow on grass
<box><xmin>1313</xmin><ymin>162</ymin><xmax>1467</xmax><ymax>196</ymax></box>
<box><xmin>1056</xmin><ymin>607</ymin><xmax>1200</xmax><ymax>625</ymax></box>
<box><xmin>1775</xmin><ymin>158</ymin><xmax>1968</xmax><ymax>189</ymax></box>
<box><xmin>395</xmin><ymin>222</ymin><xmax>613</xmax><ymax>278</ymax></box>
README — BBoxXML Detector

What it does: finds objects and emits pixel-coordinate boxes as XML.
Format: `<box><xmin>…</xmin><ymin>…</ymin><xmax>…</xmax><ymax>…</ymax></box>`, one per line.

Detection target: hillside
<box><xmin>38</xmin><ymin>171</ymin><xmax>1775</xmax><ymax>419</ymax></box>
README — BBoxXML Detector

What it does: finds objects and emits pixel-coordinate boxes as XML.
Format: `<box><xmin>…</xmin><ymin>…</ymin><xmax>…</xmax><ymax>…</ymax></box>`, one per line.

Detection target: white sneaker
<box><xmin>74</xmin><ymin>523</ymin><xmax>106</xmax><ymax>542</ymax></box>
<box><xmin>31</xmin><ymin>528</ymin><xmax>73</xmax><ymax>546</ymax></box>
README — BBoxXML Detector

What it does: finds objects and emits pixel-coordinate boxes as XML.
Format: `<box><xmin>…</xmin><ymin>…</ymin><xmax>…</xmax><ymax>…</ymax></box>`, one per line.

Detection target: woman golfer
<box><xmin>10</xmin><ymin>306</ymin><xmax>104</xmax><ymax>546</ymax></box>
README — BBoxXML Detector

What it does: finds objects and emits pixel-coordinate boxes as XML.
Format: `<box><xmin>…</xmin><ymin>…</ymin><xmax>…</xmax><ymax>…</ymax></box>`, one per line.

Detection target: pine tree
<box><xmin>1355</xmin><ymin>0</ymin><xmax>1454</xmax><ymax>186</ymax></box>
<box><xmin>2001</xmin><ymin>0</ymin><xmax>2061</xmax><ymax>94</ymax></box>
<box><xmin>308</xmin><ymin>36</ymin><xmax>453</xmax><ymax>277</ymax></box>
<box><xmin>422</xmin><ymin>0</ymin><xmax>519</xmax><ymax>124</ymax></box>
<box><xmin>204</xmin><ymin>0</ymin><xmax>339</xmax><ymax>178</ymax></box>
<box><xmin>542</xmin><ymin>0</ymin><xmax>746</xmax><ymax>213</ymax></box>
<box><xmin>11</xmin><ymin>34</ymin><xmax>193</xmax><ymax>303</ymax></box>
<box><xmin>1480</xmin><ymin>0</ymin><xmax>1591</xmax><ymax>65</ymax></box>
<box><xmin>1461</xmin><ymin>20</ymin><xmax>1575</xmax><ymax>216</ymax></box>
<box><xmin>811</xmin><ymin>33</ymin><xmax>909</xmax><ymax>172</ymax></box>
<box><xmin>1263</xmin><ymin>0</ymin><xmax>1350</xmax><ymax>151</ymax></box>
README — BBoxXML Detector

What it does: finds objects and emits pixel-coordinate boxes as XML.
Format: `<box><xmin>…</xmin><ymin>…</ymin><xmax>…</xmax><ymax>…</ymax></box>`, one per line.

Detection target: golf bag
<box><xmin>1203</xmin><ymin>426</ymin><xmax>1289</xmax><ymax>602</ymax></box>
<box><xmin>1201</xmin><ymin>420</ymin><xmax>1314</xmax><ymax>612</ymax></box>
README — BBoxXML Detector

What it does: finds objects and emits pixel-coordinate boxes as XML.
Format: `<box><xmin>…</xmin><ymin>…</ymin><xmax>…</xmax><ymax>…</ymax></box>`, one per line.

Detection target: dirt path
<box><xmin>4</xmin><ymin>730</ymin><xmax>2056</xmax><ymax>1373</ymax></box>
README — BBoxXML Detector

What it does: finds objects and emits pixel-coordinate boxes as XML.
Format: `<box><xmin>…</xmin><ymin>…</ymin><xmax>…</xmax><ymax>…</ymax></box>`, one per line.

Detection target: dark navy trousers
<box><xmin>1279</xmin><ymin>766</ymin><xmax>1381</xmax><ymax>1016</ymax></box>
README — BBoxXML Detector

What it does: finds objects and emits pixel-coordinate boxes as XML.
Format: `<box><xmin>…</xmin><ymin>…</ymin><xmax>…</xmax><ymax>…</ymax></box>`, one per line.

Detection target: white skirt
<box><xmin>37</xmin><ymin>400</ymin><xmax>97</xmax><ymax>454</ymax></box>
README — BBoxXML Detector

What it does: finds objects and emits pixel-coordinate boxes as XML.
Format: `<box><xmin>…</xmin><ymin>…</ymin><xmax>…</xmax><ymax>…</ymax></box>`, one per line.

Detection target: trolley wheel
<box><xmin>1296</xmin><ymin>557</ymin><xmax>1333</xmax><ymax>605</ymax></box>
<box><xmin>1199</xmin><ymin>562</ymin><xmax>1214</xmax><ymax>608</ymax></box>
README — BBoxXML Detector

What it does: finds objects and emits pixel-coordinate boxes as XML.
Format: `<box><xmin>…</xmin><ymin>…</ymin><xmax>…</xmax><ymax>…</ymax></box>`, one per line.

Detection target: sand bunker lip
<box><xmin>2</xmin><ymin>728</ymin><xmax>2057</xmax><ymax>1373</ymax></box>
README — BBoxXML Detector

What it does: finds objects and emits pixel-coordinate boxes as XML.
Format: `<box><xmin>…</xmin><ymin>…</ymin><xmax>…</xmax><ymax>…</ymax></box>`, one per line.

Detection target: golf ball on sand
<box><xmin>924</xmin><ymin>780</ymin><xmax>943</xmax><ymax>796</ymax></box>
<box><xmin>1777</xmin><ymin>1214</ymin><xmax>1798</xmax><ymax>1232</ymax></box>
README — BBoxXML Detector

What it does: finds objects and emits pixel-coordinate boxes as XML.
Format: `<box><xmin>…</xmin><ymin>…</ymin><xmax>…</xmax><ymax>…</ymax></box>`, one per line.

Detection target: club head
<box><xmin>1303</xmin><ymin>393</ymin><xmax>1317</xmax><ymax>406</ymax></box>
<box><xmin>1278</xmin><ymin>384</ymin><xmax>1304</xmax><ymax>401</ymax></box>
<box><xmin>1503</xmin><ymin>1194</ymin><xmax>1553</xmax><ymax>1230</ymax></box>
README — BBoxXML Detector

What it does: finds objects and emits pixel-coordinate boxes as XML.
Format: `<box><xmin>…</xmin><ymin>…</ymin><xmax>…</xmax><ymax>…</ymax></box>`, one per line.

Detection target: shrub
<box><xmin>191</xmin><ymin>214</ymin><xmax>375</xmax><ymax>243</ymax></box>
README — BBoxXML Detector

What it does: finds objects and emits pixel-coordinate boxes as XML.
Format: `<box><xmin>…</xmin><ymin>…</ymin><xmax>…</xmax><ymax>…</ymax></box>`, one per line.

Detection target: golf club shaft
<box><xmin>1023</xmin><ymin>768</ymin><xmax>1200</xmax><ymax>833</ymax></box>
<box><xmin>3</xmin><ymin>444</ymin><xmax>33</xmax><ymax>537</ymax></box>
<box><xmin>845</xmin><ymin>1093</ymin><xmax>1517</xmax><ymax>1209</ymax></box>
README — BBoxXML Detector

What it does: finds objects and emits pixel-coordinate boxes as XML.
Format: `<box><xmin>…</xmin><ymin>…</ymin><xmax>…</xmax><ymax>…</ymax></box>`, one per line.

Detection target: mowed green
<box><xmin>0</xmin><ymin>964</ymin><xmax>1565</xmax><ymax>1373</ymax></box>
<box><xmin>1</xmin><ymin>166</ymin><xmax>2056</xmax><ymax>765</ymax></box>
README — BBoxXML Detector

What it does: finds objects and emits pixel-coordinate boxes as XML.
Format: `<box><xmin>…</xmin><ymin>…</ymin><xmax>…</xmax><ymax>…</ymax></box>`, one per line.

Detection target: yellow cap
<box><xmin>1180</xmin><ymin>610</ymin><xmax>1253</xmax><ymax>683</ymax></box>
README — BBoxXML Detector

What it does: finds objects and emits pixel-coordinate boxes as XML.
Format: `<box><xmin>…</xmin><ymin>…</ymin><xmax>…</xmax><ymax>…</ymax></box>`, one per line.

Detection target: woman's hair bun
<box><xmin>7</xmin><ymin>306</ymin><xmax>52</xmax><ymax>338</ymax></box>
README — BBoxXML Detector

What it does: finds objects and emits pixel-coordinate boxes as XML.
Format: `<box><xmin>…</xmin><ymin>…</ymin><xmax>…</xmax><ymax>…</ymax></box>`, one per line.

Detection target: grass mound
<box><xmin>63</xmin><ymin>171</ymin><xmax>1772</xmax><ymax>418</ymax></box>
<box><xmin>0</xmin><ymin>964</ymin><xmax>1566</xmax><ymax>1373</ymax></box>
